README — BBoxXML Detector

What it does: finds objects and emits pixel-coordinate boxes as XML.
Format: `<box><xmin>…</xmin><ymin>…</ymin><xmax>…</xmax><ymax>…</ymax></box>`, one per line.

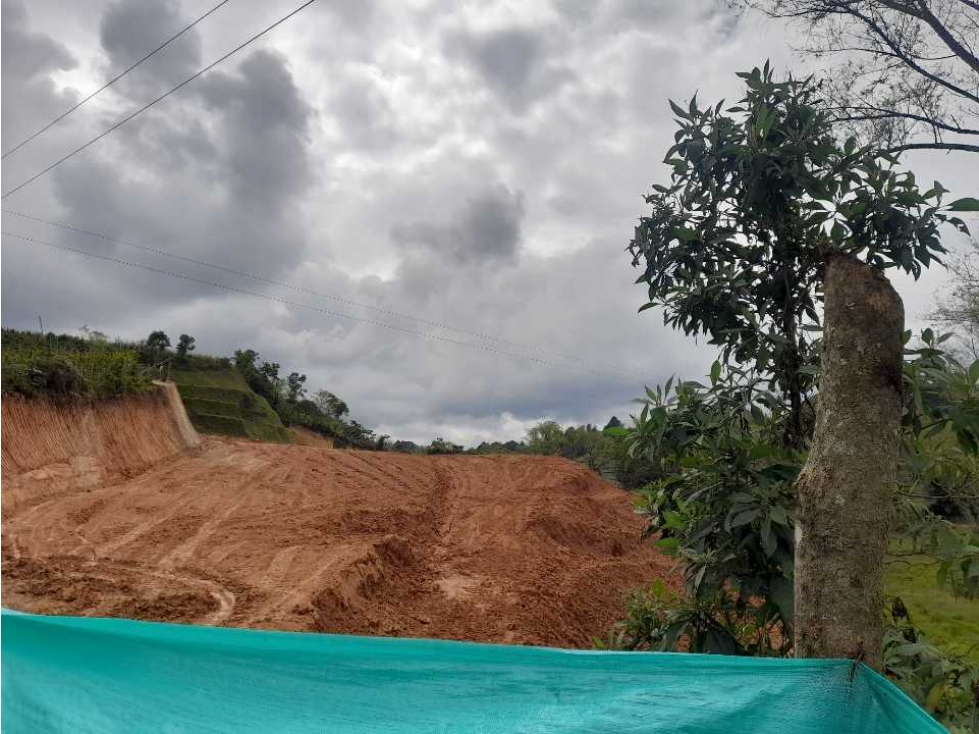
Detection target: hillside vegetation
<box><xmin>1</xmin><ymin>329</ymin><xmax>151</xmax><ymax>399</ymax></box>
<box><xmin>0</xmin><ymin>328</ymin><xmax>381</xmax><ymax>449</ymax></box>
<box><xmin>171</xmin><ymin>367</ymin><xmax>292</xmax><ymax>444</ymax></box>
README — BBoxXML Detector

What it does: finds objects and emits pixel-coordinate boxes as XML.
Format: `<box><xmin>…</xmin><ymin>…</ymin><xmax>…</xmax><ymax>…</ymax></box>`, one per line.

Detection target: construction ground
<box><xmin>1</xmin><ymin>387</ymin><xmax>676</xmax><ymax>647</ymax></box>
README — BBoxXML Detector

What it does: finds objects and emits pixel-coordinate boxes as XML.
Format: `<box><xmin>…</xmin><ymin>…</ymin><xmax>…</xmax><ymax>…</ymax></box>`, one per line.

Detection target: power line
<box><xmin>1</xmin><ymin>0</ymin><xmax>318</xmax><ymax>199</ymax></box>
<box><xmin>3</xmin><ymin>208</ymin><xmax>653</xmax><ymax>380</ymax></box>
<box><xmin>1</xmin><ymin>0</ymin><xmax>233</xmax><ymax>161</ymax></box>
<box><xmin>2</xmin><ymin>229</ymin><xmax>647</xmax><ymax>384</ymax></box>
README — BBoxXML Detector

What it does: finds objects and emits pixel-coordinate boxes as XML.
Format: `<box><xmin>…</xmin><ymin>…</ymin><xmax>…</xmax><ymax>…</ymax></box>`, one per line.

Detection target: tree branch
<box><xmin>888</xmin><ymin>141</ymin><xmax>979</xmax><ymax>153</ymax></box>
<box><xmin>836</xmin><ymin>110</ymin><xmax>979</xmax><ymax>136</ymax></box>
<box><xmin>913</xmin><ymin>0</ymin><xmax>979</xmax><ymax>74</ymax></box>
<box><xmin>847</xmin><ymin>5</ymin><xmax>979</xmax><ymax>105</ymax></box>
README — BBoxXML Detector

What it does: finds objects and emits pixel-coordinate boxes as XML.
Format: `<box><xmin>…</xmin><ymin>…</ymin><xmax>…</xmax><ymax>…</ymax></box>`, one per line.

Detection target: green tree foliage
<box><xmin>525</xmin><ymin>420</ymin><xmax>565</xmax><ymax>454</ymax></box>
<box><xmin>1</xmin><ymin>329</ymin><xmax>151</xmax><ymax>399</ymax></box>
<box><xmin>315</xmin><ymin>390</ymin><xmax>349</xmax><ymax>419</ymax></box>
<box><xmin>233</xmin><ymin>350</ymin><xmax>280</xmax><ymax>406</ymax></box>
<box><xmin>622</xmin><ymin>365</ymin><xmax>799</xmax><ymax>653</ymax></box>
<box><xmin>629</xmin><ymin>63</ymin><xmax>970</xmax><ymax>448</ymax></box>
<box><xmin>614</xmin><ymin>338</ymin><xmax>977</xmax><ymax>664</ymax></box>
<box><xmin>426</xmin><ymin>437</ymin><xmax>464</xmax><ymax>454</ymax></box>
<box><xmin>176</xmin><ymin>334</ymin><xmax>196</xmax><ymax>359</ymax></box>
<box><xmin>286</xmin><ymin>372</ymin><xmax>307</xmax><ymax>403</ymax></box>
<box><xmin>471</xmin><ymin>440</ymin><xmax>525</xmax><ymax>454</ymax></box>
<box><xmin>521</xmin><ymin>419</ymin><xmax>661</xmax><ymax>488</ymax></box>
<box><xmin>596</xmin><ymin>579</ymin><xmax>784</xmax><ymax>656</ymax></box>
<box><xmin>229</xmin><ymin>348</ymin><xmax>377</xmax><ymax>449</ymax></box>
<box><xmin>615</xmin><ymin>64</ymin><xmax>977</xmax><ymax>721</ymax></box>
<box><xmin>391</xmin><ymin>440</ymin><xmax>422</xmax><ymax>453</ymax></box>
<box><xmin>145</xmin><ymin>330</ymin><xmax>171</xmax><ymax>356</ymax></box>
<box><xmin>233</xmin><ymin>349</ymin><xmax>259</xmax><ymax>373</ymax></box>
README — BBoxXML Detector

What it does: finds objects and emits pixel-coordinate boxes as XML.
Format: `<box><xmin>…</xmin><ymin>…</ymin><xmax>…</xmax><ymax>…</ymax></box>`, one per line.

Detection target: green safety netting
<box><xmin>2</xmin><ymin>609</ymin><xmax>943</xmax><ymax>733</ymax></box>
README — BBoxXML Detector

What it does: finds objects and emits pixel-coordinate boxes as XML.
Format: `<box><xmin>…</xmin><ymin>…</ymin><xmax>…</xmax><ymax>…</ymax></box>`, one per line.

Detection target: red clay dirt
<box><xmin>2</xmin><ymin>394</ymin><xmax>677</xmax><ymax>648</ymax></box>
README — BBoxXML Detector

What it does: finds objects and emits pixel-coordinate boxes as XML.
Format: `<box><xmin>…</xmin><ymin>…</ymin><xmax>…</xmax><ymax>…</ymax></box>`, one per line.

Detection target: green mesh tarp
<box><xmin>2</xmin><ymin>609</ymin><xmax>943</xmax><ymax>733</ymax></box>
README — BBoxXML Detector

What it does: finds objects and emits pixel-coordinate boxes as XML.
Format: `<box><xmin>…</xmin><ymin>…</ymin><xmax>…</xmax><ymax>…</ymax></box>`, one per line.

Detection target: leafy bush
<box><xmin>621</xmin><ymin>365</ymin><xmax>798</xmax><ymax>641</ymax></box>
<box><xmin>426</xmin><ymin>437</ymin><xmax>464</xmax><ymax>454</ymax></box>
<box><xmin>596</xmin><ymin>580</ymin><xmax>790</xmax><ymax>656</ymax></box>
<box><xmin>884</xmin><ymin>600</ymin><xmax>978</xmax><ymax>733</ymax></box>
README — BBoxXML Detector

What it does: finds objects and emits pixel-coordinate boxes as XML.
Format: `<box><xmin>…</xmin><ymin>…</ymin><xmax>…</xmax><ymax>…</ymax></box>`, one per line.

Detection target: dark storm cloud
<box><xmin>391</xmin><ymin>185</ymin><xmax>525</xmax><ymax>265</ymax></box>
<box><xmin>99</xmin><ymin>0</ymin><xmax>202</xmax><ymax>93</ymax></box>
<box><xmin>1</xmin><ymin>0</ymin><xmax>76</xmax><ymax>143</ymax></box>
<box><xmin>3</xmin><ymin>16</ymin><xmax>316</xmax><ymax>319</ymax></box>
<box><xmin>197</xmin><ymin>50</ymin><xmax>314</xmax><ymax>208</ymax></box>
<box><xmin>445</xmin><ymin>25</ymin><xmax>575</xmax><ymax>111</ymax></box>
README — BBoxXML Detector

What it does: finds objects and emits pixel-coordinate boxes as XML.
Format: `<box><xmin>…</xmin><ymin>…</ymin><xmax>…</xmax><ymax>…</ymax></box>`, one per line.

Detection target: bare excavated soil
<box><xmin>3</xmin><ymin>428</ymin><xmax>677</xmax><ymax>647</ymax></box>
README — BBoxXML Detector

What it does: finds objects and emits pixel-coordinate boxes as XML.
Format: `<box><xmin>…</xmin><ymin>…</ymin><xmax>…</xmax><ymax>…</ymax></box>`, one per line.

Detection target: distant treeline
<box><xmin>394</xmin><ymin>418</ymin><xmax>659</xmax><ymax>489</ymax></box>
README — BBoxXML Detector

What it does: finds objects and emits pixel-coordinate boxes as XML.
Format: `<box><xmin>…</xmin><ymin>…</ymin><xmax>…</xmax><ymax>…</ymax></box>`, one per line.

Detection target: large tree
<box><xmin>744</xmin><ymin>0</ymin><xmax>979</xmax><ymax>154</ymax></box>
<box><xmin>629</xmin><ymin>64</ymin><xmax>972</xmax><ymax>666</ymax></box>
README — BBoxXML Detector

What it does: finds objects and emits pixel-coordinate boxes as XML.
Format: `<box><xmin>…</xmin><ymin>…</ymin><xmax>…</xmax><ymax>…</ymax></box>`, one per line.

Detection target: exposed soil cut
<box><xmin>3</xmin><ymin>397</ymin><xmax>677</xmax><ymax>648</ymax></box>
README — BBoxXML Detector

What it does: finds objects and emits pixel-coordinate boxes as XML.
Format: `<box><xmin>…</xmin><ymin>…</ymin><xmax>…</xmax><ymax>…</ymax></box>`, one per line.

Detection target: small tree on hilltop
<box><xmin>629</xmin><ymin>64</ymin><xmax>975</xmax><ymax>667</ymax></box>
<box><xmin>315</xmin><ymin>389</ymin><xmax>349</xmax><ymax>419</ymax></box>
<box><xmin>526</xmin><ymin>420</ymin><xmax>566</xmax><ymax>455</ymax></box>
<box><xmin>286</xmin><ymin>372</ymin><xmax>307</xmax><ymax>403</ymax></box>
<box><xmin>146</xmin><ymin>331</ymin><xmax>171</xmax><ymax>364</ymax></box>
<box><xmin>176</xmin><ymin>334</ymin><xmax>196</xmax><ymax>360</ymax></box>
<box><xmin>146</xmin><ymin>330</ymin><xmax>170</xmax><ymax>352</ymax></box>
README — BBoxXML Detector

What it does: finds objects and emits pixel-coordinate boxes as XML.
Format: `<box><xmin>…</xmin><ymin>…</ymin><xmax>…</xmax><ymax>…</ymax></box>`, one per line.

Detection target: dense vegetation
<box><xmin>1</xmin><ymin>328</ymin><xmax>152</xmax><ymax>399</ymax></box>
<box><xmin>171</xmin><ymin>366</ymin><xmax>292</xmax><ymax>444</ymax></box>
<box><xmin>0</xmin><ymin>328</ymin><xmax>382</xmax><ymax>449</ymax></box>
<box><xmin>610</xmin><ymin>65</ymin><xmax>979</xmax><ymax>730</ymax></box>
<box><xmin>389</xmin><ymin>418</ymin><xmax>660</xmax><ymax>490</ymax></box>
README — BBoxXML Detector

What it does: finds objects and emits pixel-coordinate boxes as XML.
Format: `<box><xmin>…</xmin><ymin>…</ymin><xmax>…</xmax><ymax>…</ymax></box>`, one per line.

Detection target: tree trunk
<box><xmin>793</xmin><ymin>253</ymin><xmax>904</xmax><ymax>669</ymax></box>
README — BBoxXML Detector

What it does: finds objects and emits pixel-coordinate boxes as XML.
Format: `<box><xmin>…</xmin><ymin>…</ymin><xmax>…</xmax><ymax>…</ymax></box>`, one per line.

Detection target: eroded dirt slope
<box><xmin>3</xmin><ymin>434</ymin><xmax>676</xmax><ymax>647</ymax></box>
<box><xmin>1</xmin><ymin>386</ymin><xmax>199</xmax><ymax>514</ymax></box>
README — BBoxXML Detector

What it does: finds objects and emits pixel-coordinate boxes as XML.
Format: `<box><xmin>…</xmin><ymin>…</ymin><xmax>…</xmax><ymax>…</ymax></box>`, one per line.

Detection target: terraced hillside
<box><xmin>171</xmin><ymin>368</ymin><xmax>292</xmax><ymax>444</ymax></box>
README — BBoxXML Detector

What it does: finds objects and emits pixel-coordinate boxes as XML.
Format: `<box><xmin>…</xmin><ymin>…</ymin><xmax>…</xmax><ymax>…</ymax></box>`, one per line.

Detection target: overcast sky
<box><xmin>2</xmin><ymin>0</ymin><xmax>975</xmax><ymax>446</ymax></box>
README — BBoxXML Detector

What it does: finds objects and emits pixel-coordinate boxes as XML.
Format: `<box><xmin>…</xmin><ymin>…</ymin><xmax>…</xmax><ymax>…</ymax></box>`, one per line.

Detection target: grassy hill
<box><xmin>171</xmin><ymin>368</ymin><xmax>292</xmax><ymax>444</ymax></box>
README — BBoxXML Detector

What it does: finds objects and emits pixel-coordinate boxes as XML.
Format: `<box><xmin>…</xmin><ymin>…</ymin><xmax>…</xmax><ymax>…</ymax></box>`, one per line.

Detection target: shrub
<box><xmin>1</xmin><ymin>345</ymin><xmax>150</xmax><ymax>399</ymax></box>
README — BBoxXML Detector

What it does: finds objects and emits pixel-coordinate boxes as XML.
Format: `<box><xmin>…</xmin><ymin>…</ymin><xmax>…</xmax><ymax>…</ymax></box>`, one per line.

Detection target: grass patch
<box><xmin>885</xmin><ymin>552</ymin><xmax>979</xmax><ymax>664</ymax></box>
<box><xmin>171</xmin><ymin>368</ymin><xmax>292</xmax><ymax>444</ymax></box>
<box><xmin>191</xmin><ymin>413</ymin><xmax>248</xmax><ymax>437</ymax></box>
<box><xmin>181</xmin><ymin>397</ymin><xmax>241</xmax><ymax>420</ymax></box>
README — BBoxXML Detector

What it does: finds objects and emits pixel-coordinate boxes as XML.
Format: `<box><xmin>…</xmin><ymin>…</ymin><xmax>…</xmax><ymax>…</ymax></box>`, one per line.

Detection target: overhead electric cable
<box><xmin>1</xmin><ymin>0</ymin><xmax>319</xmax><ymax>199</ymax></box>
<box><xmin>2</xmin><ymin>229</ymin><xmax>647</xmax><ymax>384</ymax></box>
<box><xmin>3</xmin><ymin>208</ymin><xmax>654</xmax><ymax>380</ymax></box>
<box><xmin>1</xmin><ymin>0</ymin><xmax>233</xmax><ymax>160</ymax></box>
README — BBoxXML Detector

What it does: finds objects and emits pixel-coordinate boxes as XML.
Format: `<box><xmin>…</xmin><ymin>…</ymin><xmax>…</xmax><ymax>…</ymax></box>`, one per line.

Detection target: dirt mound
<box><xmin>3</xmin><ymin>433</ymin><xmax>677</xmax><ymax>647</ymax></box>
<box><xmin>1</xmin><ymin>384</ymin><xmax>199</xmax><ymax>514</ymax></box>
